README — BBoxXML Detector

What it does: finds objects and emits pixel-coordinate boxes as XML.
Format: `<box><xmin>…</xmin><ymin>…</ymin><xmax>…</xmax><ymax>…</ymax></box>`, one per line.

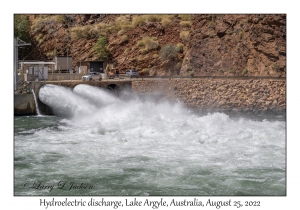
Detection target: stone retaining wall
<box><xmin>132</xmin><ymin>78</ymin><xmax>286</xmax><ymax>111</ymax></box>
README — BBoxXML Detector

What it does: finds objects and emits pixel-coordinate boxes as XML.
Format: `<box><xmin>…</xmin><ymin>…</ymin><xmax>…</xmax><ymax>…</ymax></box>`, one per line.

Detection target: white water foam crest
<box><xmin>39</xmin><ymin>84</ymin><xmax>97</xmax><ymax>118</ymax></box>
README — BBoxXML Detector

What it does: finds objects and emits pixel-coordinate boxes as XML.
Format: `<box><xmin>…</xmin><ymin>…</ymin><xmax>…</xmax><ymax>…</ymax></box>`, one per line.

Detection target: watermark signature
<box><xmin>23</xmin><ymin>181</ymin><xmax>93</xmax><ymax>192</ymax></box>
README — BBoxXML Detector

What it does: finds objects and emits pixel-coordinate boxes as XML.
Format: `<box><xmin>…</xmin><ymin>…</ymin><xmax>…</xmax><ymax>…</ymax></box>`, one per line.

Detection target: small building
<box><xmin>20</xmin><ymin>61</ymin><xmax>56</xmax><ymax>81</ymax></box>
<box><xmin>54</xmin><ymin>56</ymin><xmax>72</xmax><ymax>72</ymax></box>
<box><xmin>76</xmin><ymin>60</ymin><xmax>106</xmax><ymax>74</ymax></box>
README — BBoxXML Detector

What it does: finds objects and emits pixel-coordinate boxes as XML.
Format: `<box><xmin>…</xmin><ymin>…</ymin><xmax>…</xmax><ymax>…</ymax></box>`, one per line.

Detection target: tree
<box><xmin>159</xmin><ymin>44</ymin><xmax>179</xmax><ymax>75</ymax></box>
<box><xmin>14</xmin><ymin>14</ymin><xmax>32</xmax><ymax>59</ymax></box>
<box><xmin>93</xmin><ymin>36</ymin><xmax>110</xmax><ymax>60</ymax></box>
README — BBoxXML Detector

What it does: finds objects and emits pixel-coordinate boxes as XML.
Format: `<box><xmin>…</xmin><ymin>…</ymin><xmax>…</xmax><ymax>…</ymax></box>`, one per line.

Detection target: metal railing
<box><xmin>14</xmin><ymin>74</ymin><xmax>36</xmax><ymax>94</ymax></box>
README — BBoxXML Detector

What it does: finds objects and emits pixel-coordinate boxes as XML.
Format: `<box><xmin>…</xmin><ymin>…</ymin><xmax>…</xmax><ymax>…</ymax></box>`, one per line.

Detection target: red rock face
<box><xmin>181</xmin><ymin>14</ymin><xmax>286</xmax><ymax>77</ymax></box>
<box><xmin>26</xmin><ymin>14</ymin><xmax>286</xmax><ymax>77</ymax></box>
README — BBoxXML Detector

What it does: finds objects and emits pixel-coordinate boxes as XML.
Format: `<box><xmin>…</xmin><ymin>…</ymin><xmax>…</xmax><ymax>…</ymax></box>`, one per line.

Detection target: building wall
<box><xmin>55</xmin><ymin>56</ymin><xmax>72</xmax><ymax>70</ymax></box>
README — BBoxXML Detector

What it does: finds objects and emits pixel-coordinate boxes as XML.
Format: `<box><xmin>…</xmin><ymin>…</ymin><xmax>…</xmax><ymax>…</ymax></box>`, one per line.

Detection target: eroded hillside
<box><xmin>24</xmin><ymin>14</ymin><xmax>286</xmax><ymax>77</ymax></box>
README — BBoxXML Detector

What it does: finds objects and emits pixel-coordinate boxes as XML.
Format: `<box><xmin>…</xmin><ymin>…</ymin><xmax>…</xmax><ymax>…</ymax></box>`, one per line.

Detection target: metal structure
<box><xmin>14</xmin><ymin>38</ymin><xmax>31</xmax><ymax>90</ymax></box>
<box><xmin>20</xmin><ymin>61</ymin><xmax>55</xmax><ymax>81</ymax></box>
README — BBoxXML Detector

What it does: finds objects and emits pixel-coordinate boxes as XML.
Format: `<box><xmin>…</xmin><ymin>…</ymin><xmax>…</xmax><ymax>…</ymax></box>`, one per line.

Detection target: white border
<box><xmin>3</xmin><ymin>1</ymin><xmax>298</xmax><ymax>209</ymax></box>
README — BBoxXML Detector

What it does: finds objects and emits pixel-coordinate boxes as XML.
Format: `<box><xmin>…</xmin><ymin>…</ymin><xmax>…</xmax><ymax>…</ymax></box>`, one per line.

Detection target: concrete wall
<box><xmin>132</xmin><ymin>78</ymin><xmax>286</xmax><ymax>111</ymax></box>
<box><xmin>14</xmin><ymin>94</ymin><xmax>36</xmax><ymax>115</ymax></box>
<box><xmin>47</xmin><ymin>73</ymin><xmax>82</xmax><ymax>81</ymax></box>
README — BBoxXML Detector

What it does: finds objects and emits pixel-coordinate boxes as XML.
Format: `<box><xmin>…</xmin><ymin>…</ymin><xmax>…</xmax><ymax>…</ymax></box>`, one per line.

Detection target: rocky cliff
<box><xmin>23</xmin><ymin>14</ymin><xmax>286</xmax><ymax>77</ymax></box>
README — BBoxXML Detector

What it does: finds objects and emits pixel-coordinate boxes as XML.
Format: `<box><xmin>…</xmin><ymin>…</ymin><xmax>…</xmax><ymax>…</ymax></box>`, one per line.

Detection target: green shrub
<box><xmin>159</xmin><ymin>44</ymin><xmax>178</xmax><ymax>62</ymax></box>
<box><xmin>93</xmin><ymin>36</ymin><xmax>110</xmax><ymax>60</ymax></box>
<box><xmin>14</xmin><ymin>14</ymin><xmax>30</xmax><ymax>42</ymax></box>
<box><xmin>242</xmin><ymin>68</ymin><xmax>248</xmax><ymax>76</ymax></box>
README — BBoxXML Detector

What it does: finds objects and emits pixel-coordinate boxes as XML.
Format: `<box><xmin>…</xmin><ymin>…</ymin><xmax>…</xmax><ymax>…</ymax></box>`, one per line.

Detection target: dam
<box><xmin>14</xmin><ymin>80</ymin><xmax>132</xmax><ymax>115</ymax></box>
<box><xmin>14</xmin><ymin>76</ymin><xmax>286</xmax><ymax>116</ymax></box>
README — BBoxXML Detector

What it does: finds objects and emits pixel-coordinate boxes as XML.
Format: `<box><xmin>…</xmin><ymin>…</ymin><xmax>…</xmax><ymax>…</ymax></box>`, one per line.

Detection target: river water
<box><xmin>14</xmin><ymin>84</ymin><xmax>286</xmax><ymax>196</ymax></box>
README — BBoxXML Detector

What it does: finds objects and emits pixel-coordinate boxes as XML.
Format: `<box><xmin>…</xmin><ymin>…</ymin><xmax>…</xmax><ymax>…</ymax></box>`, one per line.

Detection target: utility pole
<box><xmin>14</xmin><ymin>38</ymin><xmax>31</xmax><ymax>90</ymax></box>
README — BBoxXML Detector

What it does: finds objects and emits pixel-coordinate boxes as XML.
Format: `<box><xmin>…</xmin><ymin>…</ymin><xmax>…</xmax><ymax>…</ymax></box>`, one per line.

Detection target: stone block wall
<box><xmin>132</xmin><ymin>79</ymin><xmax>286</xmax><ymax>111</ymax></box>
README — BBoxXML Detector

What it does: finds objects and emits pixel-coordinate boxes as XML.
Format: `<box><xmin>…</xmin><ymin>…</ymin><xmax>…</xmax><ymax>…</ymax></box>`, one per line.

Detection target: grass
<box><xmin>71</xmin><ymin>17</ymin><xmax>133</xmax><ymax>40</ymax></box>
<box><xmin>178</xmin><ymin>14</ymin><xmax>193</xmax><ymax>21</ymax></box>
<box><xmin>228</xmin><ymin>70</ymin><xmax>234</xmax><ymax>73</ymax></box>
<box><xmin>46</xmin><ymin>49</ymin><xmax>57</xmax><ymax>58</ymax></box>
<box><xmin>175</xmin><ymin>62</ymin><xmax>182</xmax><ymax>73</ymax></box>
<box><xmin>209</xmin><ymin>21</ymin><xmax>215</xmax><ymax>29</ymax></box>
<box><xmin>118</xmin><ymin>30</ymin><xmax>125</xmax><ymax>36</ymax></box>
<box><xmin>239</xmin><ymin>30</ymin><xmax>244</xmax><ymax>40</ymax></box>
<box><xmin>139</xmin><ymin>48</ymin><xmax>149</xmax><ymax>55</ymax></box>
<box><xmin>180</xmin><ymin>21</ymin><xmax>192</xmax><ymax>28</ymax></box>
<box><xmin>176</xmin><ymin>43</ymin><xmax>184</xmax><ymax>53</ymax></box>
<box><xmin>71</xmin><ymin>25</ymin><xmax>100</xmax><ymax>40</ymax></box>
<box><xmin>132</xmin><ymin>15</ymin><xmax>147</xmax><ymax>27</ymax></box>
<box><xmin>141</xmin><ymin>68</ymin><xmax>150</xmax><ymax>76</ymax></box>
<box><xmin>137</xmin><ymin>55</ymin><xmax>144</xmax><ymax>61</ymax></box>
<box><xmin>161</xmin><ymin>17</ymin><xmax>172</xmax><ymax>27</ymax></box>
<box><xmin>35</xmin><ymin>33</ymin><xmax>44</xmax><ymax>45</ymax></box>
<box><xmin>136</xmin><ymin>36</ymin><xmax>160</xmax><ymax>51</ymax></box>
<box><xmin>180</xmin><ymin>31</ymin><xmax>189</xmax><ymax>42</ymax></box>
<box><xmin>146</xmin><ymin>15</ymin><xmax>162</xmax><ymax>22</ymax></box>
<box><xmin>31</xmin><ymin>15</ymin><xmax>66</xmax><ymax>33</ymax></box>
<box><xmin>226</xmin><ymin>30</ymin><xmax>233</xmax><ymax>35</ymax></box>
<box><xmin>121</xmin><ymin>35</ymin><xmax>128</xmax><ymax>43</ymax></box>
<box><xmin>153</xmin><ymin>54</ymin><xmax>159</xmax><ymax>58</ymax></box>
<box><xmin>272</xmin><ymin>63</ymin><xmax>280</xmax><ymax>72</ymax></box>
<box><xmin>242</xmin><ymin>68</ymin><xmax>248</xmax><ymax>76</ymax></box>
<box><xmin>123</xmin><ymin>48</ymin><xmax>130</xmax><ymax>55</ymax></box>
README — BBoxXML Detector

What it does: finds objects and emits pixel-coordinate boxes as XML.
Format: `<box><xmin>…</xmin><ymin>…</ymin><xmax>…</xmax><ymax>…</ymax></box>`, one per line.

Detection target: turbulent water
<box><xmin>14</xmin><ymin>84</ymin><xmax>286</xmax><ymax>196</ymax></box>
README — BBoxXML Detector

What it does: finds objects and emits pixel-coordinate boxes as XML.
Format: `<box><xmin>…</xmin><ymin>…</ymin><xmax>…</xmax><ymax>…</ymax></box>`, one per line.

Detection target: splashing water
<box><xmin>32</xmin><ymin>89</ymin><xmax>41</xmax><ymax>116</ymax></box>
<box><xmin>14</xmin><ymin>84</ymin><xmax>286</xmax><ymax>196</ymax></box>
